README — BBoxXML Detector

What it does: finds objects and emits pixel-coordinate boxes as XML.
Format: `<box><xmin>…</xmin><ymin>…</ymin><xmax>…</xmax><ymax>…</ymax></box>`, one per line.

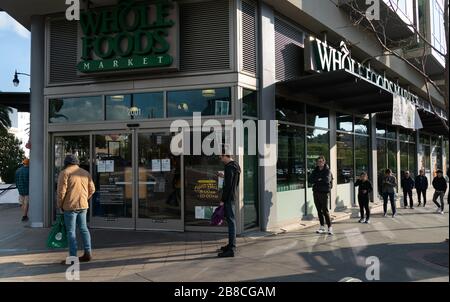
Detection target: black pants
<box><xmin>403</xmin><ymin>190</ymin><xmax>413</xmax><ymax>207</ymax></box>
<box><xmin>433</xmin><ymin>191</ymin><xmax>445</xmax><ymax>211</ymax></box>
<box><xmin>313</xmin><ymin>192</ymin><xmax>331</xmax><ymax>227</ymax></box>
<box><xmin>416</xmin><ymin>189</ymin><xmax>427</xmax><ymax>205</ymax></box>
<box><xmin>382</xmin><ymin>192</ymin><xmax>397</xmax><ymax>215</ymax></box>
<box><xmin>358</xmin><ymin>195</ymin><xmax>370</xmax><ymax>220</ymax></box>
<box><xmin>224</xmin><ymin>202</ymin><xmax>236</xmax><ymax>250</ymax></box>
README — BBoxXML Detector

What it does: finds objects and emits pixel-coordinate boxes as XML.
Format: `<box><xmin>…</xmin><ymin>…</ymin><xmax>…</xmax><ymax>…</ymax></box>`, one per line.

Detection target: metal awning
<box><xmin>418</xmin><ymin>109</ymin><xmax>448</xmax><ymax>135</ymax></box>
<box><xmin>0</xmin><ymin>92</ymin><xmax>30</xmax><ymax>112</ymax></box>
<box><xmin>276</xmin><ymin>70</ymin><xmax>394</xmax><ymax>114</ymax></box>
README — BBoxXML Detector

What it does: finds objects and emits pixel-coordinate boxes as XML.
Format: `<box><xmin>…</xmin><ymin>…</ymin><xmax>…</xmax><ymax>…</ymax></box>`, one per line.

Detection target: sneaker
<box><xmin>392</xmin><ymin>213</ymin><xmax>397</xmax><ymax>218</ymax></box>
<box><xmin>383</xmin><ymin>213</ymin><xmax>388</xmax><ymax>217</ymax></box>
<box><xmin>316</xmin><ymin>226</ymin><xmax>326</xmax><ymax>234</ymax></box>
<box><xmin>218</xmin><ymin>249</ymin><xmax>235</xmax><ymax>258</ymax></box>
<box><xmin>21</xmin><ymin>216</ymin><xmax>29</xmax><ymax>222</ymax></box>
<box><xmin>364</xmin><ymin>219</ymin><xmax>371</xmax><ymax>224</ymax></box>
<box><xmin>358</xmin><ymin>218</ymin><xmax>365</xmax><ymax>223</ymax></box>
<box><xmin>418</xmin><ymin>203</ymin><xmax>422</xmax><ymax>207</ymax></box>
<box><xmin>436</xmin><ymin>208</ymin><xmax>442</xmax><ymax>213</ymax></box>
<box><xmin>328</xmin><ymin>227</ymin><xmax>334</xmax><ymax>235</ymax></box>
<box><xmin>410</xmin><ymin>207</ymin><xmax>414</xmax><ymax>210</ymax></box>
<box><xmin>440</xmin><ymin>211</ymin><xmax>444</xmax><ymax>215</ymax></box>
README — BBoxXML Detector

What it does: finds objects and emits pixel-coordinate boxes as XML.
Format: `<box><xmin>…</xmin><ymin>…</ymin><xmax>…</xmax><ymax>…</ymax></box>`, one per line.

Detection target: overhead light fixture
<box><xmin>202</xmin><ymin>89</ymin><xmax>216</xmax><ymax>98</ymax></box>
<box><xmin>110</xmin><ymin>95</ymin><xmax>125</xmax><ymax>101</ymax></box>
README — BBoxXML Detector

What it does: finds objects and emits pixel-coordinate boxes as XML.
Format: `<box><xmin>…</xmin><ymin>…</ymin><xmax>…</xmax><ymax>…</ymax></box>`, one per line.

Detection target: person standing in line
<box><xmin>57</xmin><ymin>154</ymin><xmax>96</xmax><ymax>265</ymax></box>
<box><xmin>401</xmin><ymin>171</ymin><xmax>415</xmax><ymax>209</ymax></box>
<box><xmin>217</xmin><ymin>153</ymin><xmax>241</xmax><ymax>258</ymax></box>
<box><xmin>15</xmin><ymin>159</ymin><xmax>30</xmax><ymax>222</ymax></box>
<box><xmin>432</xmin><ymin>170</ymin><xmax>447</xmax><ymax>215</ymax></box>
<box><xmin>382</xmin><ymin>169</ymin><xmax>398</xmax><ymax>218</ymax></box>
<box><xmin>354</xmin><ymin>172</ymin><xmax>373</xmax><ymax>224</ymax></box>
<box><xmin>309</xmin><ymin>156</ymin><xmax>334</xmax><ymax>235</ymax></box>
<box><xmin>415</xmin><ymin>169</ymin><xmax>428</xmax><ymax>207</ymax></box>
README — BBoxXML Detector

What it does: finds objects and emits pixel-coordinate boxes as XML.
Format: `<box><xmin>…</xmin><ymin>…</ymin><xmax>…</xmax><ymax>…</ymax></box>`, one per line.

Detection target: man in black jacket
<box><xmin>415</xmin><ymin>169</ymin><xmax>428</xmax><ymax>207</ymax></box>
<box><xmin>217</xmin><ymin>154</ymin><xmax>241</xmax><ymax>257</ymax></box>
<box><xmin>401</xmin><ymin>171</ymin><xmax>415</xmax><ymax>209</ymax></box>
<box><xmin>309</xmin><ymin>156</ymin><xmax>334</xmax><ymax>235</ymax></box>
<box><xmin>432</xmin><ymin>170</ymin><xmax>448</xmax><ymax>215</ymax></box>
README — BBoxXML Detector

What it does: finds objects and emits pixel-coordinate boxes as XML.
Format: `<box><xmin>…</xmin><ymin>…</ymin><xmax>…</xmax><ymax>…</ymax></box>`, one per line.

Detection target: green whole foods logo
<box><xmin>78</xmin><ymin>0</ymin><xmax>176</xmax><ymax>73</ymax></box>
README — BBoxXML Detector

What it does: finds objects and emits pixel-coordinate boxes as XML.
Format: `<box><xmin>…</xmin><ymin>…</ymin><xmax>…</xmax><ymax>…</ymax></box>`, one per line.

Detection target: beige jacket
<box><xmin>57</xmin><ymin>165</ymin><xmax>95</xmax><ymax>211</ymax></box>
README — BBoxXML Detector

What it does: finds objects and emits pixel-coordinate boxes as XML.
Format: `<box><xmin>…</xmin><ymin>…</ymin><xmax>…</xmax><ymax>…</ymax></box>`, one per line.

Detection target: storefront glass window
<box><xmin>275</xmin><ymin>97</ymin><xmax>305</xmax><ymax>124</ymax></box>
<box><xmin>386</xmin><ymin>126</ymin><xmax>397</xmax><ymax>140</ymax></box>
<box><xmin>337</xmin><ymin>132</ymin><xmax>354</xmax><ymax>184</ymax></box>
<box><xmin>307</xmin><ymin>129</ymin><xmax>330</xmax><ymax>186</ymax></box>
<box><xmin>306</xmin><ymin>105</ymin><xmax>329</xmax><ymax>129</ymax></box>
<box><xmin>355</xmin><ymin>116</ymin><xmax>369</xmax><ymax>135</ymax></box>
<box><xmin>409</xmin><ymin>143</ymin><xmax>416</xmax><ymax>176</ymax></box>
<box><xmin>106</xmin><ymin>95</ymin><xmax>132</xmax><ymax>121</ymax></box>
<box><xmin>49</xmin><ymin>96</ymin><xmax>103</xmax><ymax>123</ymax></box>
<box><xmin>355</xmin><ymin>135</ymin><xmax>370</xmax><ymax>176</ymax></box>
<box><xmin>420</xmin><ymin>134</ymin><xmax>430</xmax><ymax>145</ymax></box>
<box><xmin>387</xmin><ymin>140</ymin><xmax>398</xmax><ymax>177</ymax></box>
<box><xmin>377</xmin><ymin>139</ymin><xmax>387</xmax><ymax>191</ymax></box>
<box><xmin>243</xmin><ymin>89</ymin><xmax>258</xmax><ymax>118</ymax></box>
<box><xmin>168</xmin><ymin>88</ymin><xmax>231</xmax><ymax>117</ymax></box>
<box><xmin>336</xmin><ymin>113</ymin><xmax>353</xmax><ymax>132</ymax></box>
<box><xmin>133</xmin><ymin>93</ymin><xmax>165</xmax><ymax>119</ymax></box>
<box><xmin>376</xmin><ymin>123</ymin><xmax>386</xmax><ymax>137</ymax></box>
<box><xmin>277</xmin><ymin>125</ymin><xmax>306</xmax><ymax>191</ymax></box>
<box><xmin>400</xmin><ymin>142</ymin><xmax>409</xmax><ymax>177</ymax></box>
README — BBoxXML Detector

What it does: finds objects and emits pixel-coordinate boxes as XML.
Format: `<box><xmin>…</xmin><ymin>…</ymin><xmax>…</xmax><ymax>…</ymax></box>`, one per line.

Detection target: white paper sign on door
<box><xmin>105</xmin><ymin>160</ymin><xmax>114</xmax><ymax>172</ymax></box>
<box><xmin>97</xmin><ymin>160</ymin><xmax>106</xmax><ymax>173</ymax></box>
<box><xmin>161</xmin><ymin>159</ymin><xmax>171</xmax><ymax>172</ymax></box>
<box><xmin>152</xmin><ymin>159</ymin><xmax>161</xmax><ymax>172</ymax></box>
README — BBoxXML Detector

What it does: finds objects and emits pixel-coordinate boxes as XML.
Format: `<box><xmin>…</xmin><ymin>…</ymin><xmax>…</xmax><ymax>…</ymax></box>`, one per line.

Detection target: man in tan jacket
<box><xmin>57</xmin><ymin>154</ymin><xmax>95</xmax><ymax>264</ymax></box>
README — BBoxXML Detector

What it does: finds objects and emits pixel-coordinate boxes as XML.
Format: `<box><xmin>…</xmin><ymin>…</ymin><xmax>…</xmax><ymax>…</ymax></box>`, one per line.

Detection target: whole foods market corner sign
<box><xmin>305</xmin><ymin>37</ymin><xmax>419</xmax><ymax>104</ymax></box>
<box><xmin>75</xmin><ymin>0</ymin><xmax>179</xmax><ymax>74</ymax></box>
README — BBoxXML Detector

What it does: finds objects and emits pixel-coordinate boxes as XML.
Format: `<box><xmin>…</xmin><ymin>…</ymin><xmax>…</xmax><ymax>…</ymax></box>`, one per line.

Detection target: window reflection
<box><xmin>337</xmin><ymin>132</ymin><xmax>353</xmax><ymax>184</ymax></box>
<box><xmin>168</xmin><ymin>88</ymin><xmax>231</xmax><ymax>117</ymax></box>
<box><xmin>306</xmin><ymin>105</ymin><xmax>329</xmax><ymax>128</ymax></box>
<box><xmin>49</xmin><ymin>96</ymin><xmax>103</xmax><ymax>123</ymax></box>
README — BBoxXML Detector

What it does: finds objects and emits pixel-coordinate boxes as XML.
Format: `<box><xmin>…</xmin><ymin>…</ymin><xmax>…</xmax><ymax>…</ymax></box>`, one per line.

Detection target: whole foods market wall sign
<box><xmin>77</xmin><ymin>0</ymin><xmax>179</xmax><ymax>74</ymax></box>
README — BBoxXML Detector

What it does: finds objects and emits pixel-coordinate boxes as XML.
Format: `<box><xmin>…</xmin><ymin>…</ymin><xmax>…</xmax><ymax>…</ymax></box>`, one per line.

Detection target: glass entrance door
<box><xmin>91</xmin><ymin>133</ymin><xmax>134</xmax><ymax>229</ymax></box>
<box><xmin>136</xmin><ymin>131</ymin><xmax>183</xmax><ymax>231</ymax></box>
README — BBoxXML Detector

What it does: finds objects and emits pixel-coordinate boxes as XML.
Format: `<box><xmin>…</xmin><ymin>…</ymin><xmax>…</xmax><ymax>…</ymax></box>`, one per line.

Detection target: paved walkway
<box><xmin>0</xmin><ymin>203</ymin><xmax>448</xmax><ymax>282</ymax></box>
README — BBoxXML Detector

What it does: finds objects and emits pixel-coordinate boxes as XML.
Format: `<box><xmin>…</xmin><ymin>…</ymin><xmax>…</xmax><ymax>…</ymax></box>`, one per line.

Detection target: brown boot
<box><xmin>78</xmin><ymin>252</ymin><xmax>92</xmax><ymax>262</ymax></box>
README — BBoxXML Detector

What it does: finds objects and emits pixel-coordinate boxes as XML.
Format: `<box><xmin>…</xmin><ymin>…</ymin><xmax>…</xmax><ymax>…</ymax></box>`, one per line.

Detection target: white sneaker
<box><xmin>328</xmin><ymin>227</ymin><xmax>334</xmax><ymax>235</ymax></box>
<box><xmin>316</xmin><ymin>226</ymin><xmax>326</xmax><ymax>234</ymax></box>
<box><xmin>440</xmin><ymin>211</ymin><xmax>444</xmax><ymax>215</ymax></box>
<box><xmin>358</xmin><ymin>218</ymin><xmax>365</xmax><ymax>223</ymax></box>
<box><xmin>436</xmin><ymin>208</ymin><xmax>442</xmax><ymax>213</ymax></box>
<box><xmin>364</xmin><ymin>219</ymin><xmax>371</xmax><ymax>224</ymax></box>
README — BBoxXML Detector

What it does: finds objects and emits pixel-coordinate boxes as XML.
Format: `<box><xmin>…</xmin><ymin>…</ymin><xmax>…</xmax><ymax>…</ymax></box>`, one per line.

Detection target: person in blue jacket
<box><xmin>15</xmin><ymin>159</ymin><xmax>30</xmax><ymax>222</ymax></box>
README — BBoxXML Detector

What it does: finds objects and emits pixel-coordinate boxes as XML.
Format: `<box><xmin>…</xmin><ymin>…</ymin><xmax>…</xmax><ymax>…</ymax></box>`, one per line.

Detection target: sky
<box><xmin>0</xmin><ymin>12</ymin><xmax>30</xmax><ymax>93</ymax></box>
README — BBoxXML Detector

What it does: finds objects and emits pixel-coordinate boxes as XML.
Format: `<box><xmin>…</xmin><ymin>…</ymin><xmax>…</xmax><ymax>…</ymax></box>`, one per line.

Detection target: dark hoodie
<box><xmin>221</xmin><ymin>160</ymin><xmax>241</xmax><ymax>205</ymax></box>
<box><xmin>309</xmin><ymin>164</ymin><xmax>333</xmax><ymax>193</ymax></box>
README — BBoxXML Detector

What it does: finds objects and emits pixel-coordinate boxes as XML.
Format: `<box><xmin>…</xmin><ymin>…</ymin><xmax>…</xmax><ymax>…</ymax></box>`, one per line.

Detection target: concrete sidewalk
<box><xmin>0</xmin><ymin>203</ymin><xmax>448</xmax><ymax>282</ymax></box>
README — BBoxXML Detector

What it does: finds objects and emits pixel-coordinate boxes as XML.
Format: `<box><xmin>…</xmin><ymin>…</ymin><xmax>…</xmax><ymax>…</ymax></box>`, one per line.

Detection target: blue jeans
<box><xmin>382</xmin><ymin>192</ymin><xmax>397</xmax><ymax>216</ymax></box>
<box><xmin>64</xmin><ymin>209</ymin><xmax>92</xmax><ymax>257</ymax></box>
<box><xmin>224</xmin><ymin>203</ymin><xmax>236</xmax><ymax>250</ymax></box>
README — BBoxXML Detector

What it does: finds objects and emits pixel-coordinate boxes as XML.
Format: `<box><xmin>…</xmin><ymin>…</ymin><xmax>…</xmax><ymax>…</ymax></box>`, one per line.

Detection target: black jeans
<box><xmin>358</xmin><ymin>195</ymin><xmax>370</xmax><ymax>220</ymax></box>
<box><xmin>433</xmin><ymin>191</ymin><xmax>445</xmax><ymax>211</ymax></box>
<box><xmin>403</xmin><ymin>190</ymin><xmax>413</xmax><ymax>207</ymax></box>
<box><xmin>224</xmin><ymin>202</ymin><xmax>236</xmax><ymax>250</ymax></box>
<box><xmin>313</xmin><ymin>192</ymin><xmax>331</xmax><ymax>228</ymax></box>
<box><xmin>416</xmin><ymin>189</ymin><xmax>427</xmax><ymax>205</ymax></box>
<box><xmin>382</xmin><ymin>192</ymin><xmax>397</xmax><ymax>215</ymax></box>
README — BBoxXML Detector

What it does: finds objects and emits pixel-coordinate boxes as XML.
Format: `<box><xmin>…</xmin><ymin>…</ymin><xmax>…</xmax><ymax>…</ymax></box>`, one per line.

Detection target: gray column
<box><xmin>258</xmin><ymin>3</ymin><xmax>278</xmax><ymax>232</ymax></box>
<box><xmin>29</xmin><ymin>15</ymin><xmax>45</xmax><ymax>228</ymax></box>
<box><xmin>329</xmin><ymin>110</ymin><xmax>337</xmax><ymax>211</ymax></box>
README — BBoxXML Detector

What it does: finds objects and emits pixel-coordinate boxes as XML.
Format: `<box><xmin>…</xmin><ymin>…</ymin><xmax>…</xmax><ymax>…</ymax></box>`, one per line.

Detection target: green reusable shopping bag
<box><xmin>47</xmin><ymin>214</ymin><xmax>68</xmax><ymax>249</ymax></box>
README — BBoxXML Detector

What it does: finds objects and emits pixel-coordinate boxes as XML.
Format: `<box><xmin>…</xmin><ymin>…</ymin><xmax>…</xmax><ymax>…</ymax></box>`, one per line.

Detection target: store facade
<box><xmin>2</xmin><ymin>0</ymin><xmax>447</xmax><ymax>234</ymax></box>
